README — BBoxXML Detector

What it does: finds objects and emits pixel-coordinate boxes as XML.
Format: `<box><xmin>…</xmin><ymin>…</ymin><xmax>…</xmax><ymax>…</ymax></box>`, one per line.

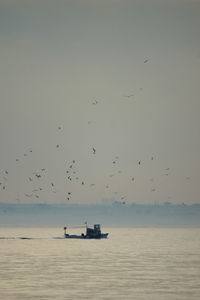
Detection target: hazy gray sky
<box><xmin>0</xmin><ymin>0</ymin><xmax>200</xmax><ymax>204</ymax></box>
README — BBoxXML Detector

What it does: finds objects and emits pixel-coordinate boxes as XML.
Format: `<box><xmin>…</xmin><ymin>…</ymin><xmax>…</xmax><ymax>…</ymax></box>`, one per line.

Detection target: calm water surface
<box><xmin>0</xmin><ymin>227</ymin><xmax>199</xmax><ymax>299</ymax></box>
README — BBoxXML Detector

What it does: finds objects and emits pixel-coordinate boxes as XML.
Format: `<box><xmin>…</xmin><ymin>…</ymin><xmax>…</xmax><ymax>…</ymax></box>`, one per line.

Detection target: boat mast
<box><xmin>64</xmin><ymin>226</ymin><xmax>67</xmax><ymax>237</ymax></box>
<box><xmin>85</xmin><ymin>221</ymin><xmax>88</xmax><ymax>234</ymax></box>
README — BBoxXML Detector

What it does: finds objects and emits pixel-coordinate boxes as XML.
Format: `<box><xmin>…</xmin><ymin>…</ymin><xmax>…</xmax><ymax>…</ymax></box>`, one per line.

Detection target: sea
<box><xmin>0</xmin><ymin>227</ymin><xmax>199</xmax><ymax>300</ymax></box>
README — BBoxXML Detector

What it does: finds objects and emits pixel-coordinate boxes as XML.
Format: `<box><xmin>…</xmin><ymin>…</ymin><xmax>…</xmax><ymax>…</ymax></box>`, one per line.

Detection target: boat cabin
<box><xmin>86</xmin><ymin>224</ymin><xmax>101</xmax><ymax>239</ymax></box>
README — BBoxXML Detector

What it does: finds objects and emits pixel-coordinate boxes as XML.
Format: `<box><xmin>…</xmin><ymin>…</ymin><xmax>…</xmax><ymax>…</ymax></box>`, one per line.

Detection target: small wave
<box><xmin>0</xmin><ymin>237</ymin><xmax>44</xmax><ymax>240</ymax></box>
<box><xmin>0</xmin><ymin>237</ymin><xmax>16</xmax><ymax>239</ymax></box>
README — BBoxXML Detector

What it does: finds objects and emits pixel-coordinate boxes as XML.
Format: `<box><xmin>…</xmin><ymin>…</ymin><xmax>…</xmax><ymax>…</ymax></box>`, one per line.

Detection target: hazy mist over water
<box><xmin>0</xmin><ymin>227</ymin><xmax>200</xmax><ymax>300</ymax></box>
<box><xmin>1</xmin><ymin>203</ymin><xmax>200</xmax><ymax>227</ymax></box>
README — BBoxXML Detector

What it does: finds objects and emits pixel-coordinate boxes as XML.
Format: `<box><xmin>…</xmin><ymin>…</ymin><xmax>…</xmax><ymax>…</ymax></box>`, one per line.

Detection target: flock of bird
<box><xmin>0</xmin><ymin>58</ymin><xmax>191</xmax><ymax>204</ymax></box>
<box><xmin>0</xmin><ymin>129</ymin><xmax>191</xmax><ymax>205</ymax></box>
<box><xmin>0</xmin><ymin>127</ymin><xmax>174</xmax><ymax>205</ymax></box>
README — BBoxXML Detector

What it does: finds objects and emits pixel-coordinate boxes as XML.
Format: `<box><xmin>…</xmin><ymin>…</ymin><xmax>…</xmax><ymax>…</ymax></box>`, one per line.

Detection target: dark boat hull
<box><xmin>65</xmin><ymin>233</ymin><xmax>108</xmax><ymax>239</ymax></box>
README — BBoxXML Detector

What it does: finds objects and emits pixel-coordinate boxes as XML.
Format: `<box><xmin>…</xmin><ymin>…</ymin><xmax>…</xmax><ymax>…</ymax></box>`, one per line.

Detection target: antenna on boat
<box><xmin>85</xmin><ymin>221</ymin><xmax>87</xmax><ymax>229</ymax></box>
<box><xmin>64</xmin><ymin>226</ymin><xmax>67</xmax><ymax>237</ymax></box>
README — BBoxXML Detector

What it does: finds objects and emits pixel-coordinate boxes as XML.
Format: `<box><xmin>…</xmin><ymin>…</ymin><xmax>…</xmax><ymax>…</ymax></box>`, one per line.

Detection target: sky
<box><xmin>0</xmin><ymin>0</ymin><xmax>200</xmax><ymax>205</ymax></box>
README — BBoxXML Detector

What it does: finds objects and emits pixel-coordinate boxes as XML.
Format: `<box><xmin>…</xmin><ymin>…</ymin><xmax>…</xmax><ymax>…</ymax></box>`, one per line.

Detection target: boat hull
<box><xmin>65</xmin><ymin>233</ymin><xmax>108</xmax><ymax>239</ymax></box>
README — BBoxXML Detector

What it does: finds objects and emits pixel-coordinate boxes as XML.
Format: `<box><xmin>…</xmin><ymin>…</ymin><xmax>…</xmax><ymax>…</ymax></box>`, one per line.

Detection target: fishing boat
<box><xmin>64</xmin><ymin>223</ymin><xmax>108</xmax><ymax>239</ymax></box>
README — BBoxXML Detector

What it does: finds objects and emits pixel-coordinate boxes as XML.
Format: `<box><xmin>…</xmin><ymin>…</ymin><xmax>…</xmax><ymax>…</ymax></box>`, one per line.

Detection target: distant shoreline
<box><xmin>0</xmin><ymin>203</ymin><xmax>200</xmax><ymax>227</ymax></box>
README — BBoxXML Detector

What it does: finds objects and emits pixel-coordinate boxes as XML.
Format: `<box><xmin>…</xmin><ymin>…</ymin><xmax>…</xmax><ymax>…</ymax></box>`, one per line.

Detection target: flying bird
<box><xmin>123</xmin><ymin>94</ymin><xmax>134</xmax><ymax>99</ymax></box>
<box><xmin>92</xmin><ymin>148</ymin><xmax>96</xmax><ymax>154</ymax></box>
<box><xmin>92</xmin><ymin>100</ymin><xmax>98</xmax><ymax>105</ymax></box>
<box><xmin>25</xmin><ymin>194</ymin><xmax>32</xmax><ymax>198</ymax></box>
<box><xmin>144</xmin><ymin>59</ymin><xmax>149</xmax><ymax>63</ymax></box>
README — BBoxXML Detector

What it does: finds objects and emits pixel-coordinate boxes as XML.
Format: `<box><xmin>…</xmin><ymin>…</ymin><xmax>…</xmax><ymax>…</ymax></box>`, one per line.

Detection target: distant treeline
<box><xmin>0</xmin><ymin>202</ymin><xmax>200</xmax><ymax>227</ymax></box>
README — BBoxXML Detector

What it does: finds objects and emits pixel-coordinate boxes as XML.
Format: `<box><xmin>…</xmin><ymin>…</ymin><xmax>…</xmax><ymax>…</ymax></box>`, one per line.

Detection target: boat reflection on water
<box><xmin>64</xmin><ymin>223</ymin><xmax>108</xmax><ymax>239</ymax></box>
